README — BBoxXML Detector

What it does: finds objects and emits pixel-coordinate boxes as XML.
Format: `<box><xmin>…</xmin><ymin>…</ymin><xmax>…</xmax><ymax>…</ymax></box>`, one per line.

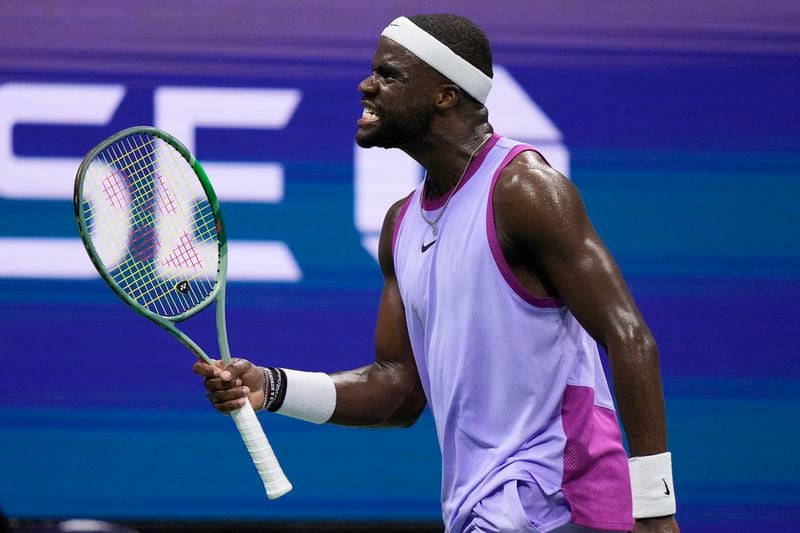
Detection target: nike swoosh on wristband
<box><xmin>421</xmin><ymin>240</ymin><xmax>436</xmax><ymax>252</ymax></box>
<box><xmin>662</xmin><ymin>478</ymin><xmax>671</xmax><ymax>495</ymax></box>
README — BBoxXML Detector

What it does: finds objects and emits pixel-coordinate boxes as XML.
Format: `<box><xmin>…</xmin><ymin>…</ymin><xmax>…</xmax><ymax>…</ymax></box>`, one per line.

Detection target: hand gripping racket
<box><xmin>73</xmin><ymin>126</ymin><xmax>292</xmax><ymax>499</ymax></box>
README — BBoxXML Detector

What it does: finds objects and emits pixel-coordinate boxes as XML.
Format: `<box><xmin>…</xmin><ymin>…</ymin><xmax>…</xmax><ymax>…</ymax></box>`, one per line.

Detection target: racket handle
<box><xmin>230</xmin><ymin>401</ymin><xmax>292</xmax><ymax>499</ymax></box>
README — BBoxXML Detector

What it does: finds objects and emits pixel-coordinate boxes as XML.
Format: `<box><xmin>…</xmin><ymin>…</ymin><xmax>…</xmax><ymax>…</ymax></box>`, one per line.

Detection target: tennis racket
<box><xmin>73</xmin><ymin>125</ymin><xmax>292</xmax><ymax>500</ymax></box>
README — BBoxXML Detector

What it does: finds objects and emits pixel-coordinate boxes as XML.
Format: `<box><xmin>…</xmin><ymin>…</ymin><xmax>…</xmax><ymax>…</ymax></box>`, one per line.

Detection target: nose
<box><xmin>359</xmin><ymin>72</ymin><xmax>377</xmax><ymax>95</ymax></box>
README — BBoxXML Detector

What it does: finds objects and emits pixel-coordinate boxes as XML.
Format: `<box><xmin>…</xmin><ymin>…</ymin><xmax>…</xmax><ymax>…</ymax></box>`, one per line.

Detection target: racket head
<box><xmin>74</xmin><ymin>126</ymin><xmax>228</xmax><ymax>324</ymax></box>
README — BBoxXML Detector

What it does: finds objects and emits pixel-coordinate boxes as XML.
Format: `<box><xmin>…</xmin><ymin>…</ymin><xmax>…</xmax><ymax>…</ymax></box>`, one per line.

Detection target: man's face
<box><xmin>356</xmin><ymin>37</ymin><xmax>438</xmax><ymax>149</ymax></box>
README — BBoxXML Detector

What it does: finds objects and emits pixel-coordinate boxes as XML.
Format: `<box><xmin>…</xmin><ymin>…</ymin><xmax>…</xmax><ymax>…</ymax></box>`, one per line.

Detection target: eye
<box><xmin>375</xmin><ymin>66</ymin><xmax>399</xmax><ymax>81</ymax></box>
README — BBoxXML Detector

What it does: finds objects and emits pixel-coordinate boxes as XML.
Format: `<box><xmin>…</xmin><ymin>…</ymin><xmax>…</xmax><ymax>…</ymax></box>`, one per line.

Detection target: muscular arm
<box><xmin>496</xmin><ymin>154</ymin><xmax>678</xmax><ymax>532</ymax></box>
<box><xmin>496</xmin><ymin>153</ymin><xmax>678</xmax><ymax>531</ymax></box>
<box><xmin>494</xmin><ymin>152</ymin><xmax>667</xmax><ymax>457</ymax></box>
<box><xmin>330</xmin><ymin>195</ymin><xmax>426</xmax><ymax>427</ymax></box>
<box><xmin>195</xmin><ymin>196</ymin><xmax>426</xmax><ymax>428</ymax></box>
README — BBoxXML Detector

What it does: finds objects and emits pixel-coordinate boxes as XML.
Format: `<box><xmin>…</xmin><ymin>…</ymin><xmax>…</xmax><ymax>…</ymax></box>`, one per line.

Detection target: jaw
<box><xmin>355</xmin><ymin>121</ymin><xmax>376</xmax><ymax>147</ymax></box>
<box><xmin>355</xmin><ymin>101</ymin><xmax>433</xmax><ymax>149</ymax></box>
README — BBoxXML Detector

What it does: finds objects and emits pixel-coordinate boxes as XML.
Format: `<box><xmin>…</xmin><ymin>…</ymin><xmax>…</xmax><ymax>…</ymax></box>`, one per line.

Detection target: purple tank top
<box><xmin>393</xmin><ymin>135</ymin><xmax>634</xmax><ymax>532</ymax></box>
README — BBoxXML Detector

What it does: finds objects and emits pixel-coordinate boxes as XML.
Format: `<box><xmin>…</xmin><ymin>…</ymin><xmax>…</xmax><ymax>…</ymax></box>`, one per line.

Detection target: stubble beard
<box><xmin>357</xmin><ymin>103</ymin><xmax>434</xmax><ymax>149</ymax></box>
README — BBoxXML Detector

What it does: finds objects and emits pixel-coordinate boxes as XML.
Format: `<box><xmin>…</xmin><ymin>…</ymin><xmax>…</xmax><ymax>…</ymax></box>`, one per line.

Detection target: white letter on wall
<box><xmin>155</xmin><ymin>87</ymin><xmax>303</xmax><ymax>282</ymax></box>
<box><xmin>0</xmin><ymin>82</ymin><xmax>124</xmax><ymax>199</ymax></box>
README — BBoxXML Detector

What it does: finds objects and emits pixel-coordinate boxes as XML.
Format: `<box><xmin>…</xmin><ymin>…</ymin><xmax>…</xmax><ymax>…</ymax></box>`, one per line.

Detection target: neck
<box><xmin>403</xmin><ymin>122</ymin><xmax>493</xmax><ymax>200</ymax></box>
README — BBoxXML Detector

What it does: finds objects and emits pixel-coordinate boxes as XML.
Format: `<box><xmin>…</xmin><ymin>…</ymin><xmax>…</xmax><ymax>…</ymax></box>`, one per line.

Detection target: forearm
<box><xmin>258</xmin><ymin>362</ymin><xmax>424</xmax><ymax>428</ymax></box>
<box><xmin>330</xmin><ymin>362</ymin><xmax>425</xmax><ymax>427</ymax></box>
<box><xmin>606</xmin><ymin>330</ymin><xmax>677</xmax><ymax>522</ymax></box>
<box><xmin>606</xmin><ymin>329</ymin><xmax>668</xmax><ymax>456</ymax></box>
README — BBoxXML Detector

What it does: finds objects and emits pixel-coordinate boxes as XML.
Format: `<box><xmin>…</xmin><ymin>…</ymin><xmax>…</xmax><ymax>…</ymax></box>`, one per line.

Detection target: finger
<box><xmin>192</xmin><ymin>360</ymin><xmax>219</xmax><ymax>377</ymax></box>
<box><xmin>219</xmin><ymin>358</ymin><xmax>253</xmax><ymax>382</ymax></box>
<box><xmin>214</xmin><ymin>398</ymin><xmax>249</xmax><ymax>413</ymax></box>
<box><xmin>210</xmin><ymin>386</ymin><xmax>250</xmax><ymax>403</ymax></box>
<box><xmin>210</xmin><ymin>387</ymin><xmax>250</xmax><ymax>412</ymax></box>
<box><xmin>203</xmin><ymin>376</ymin><xmax>243</xmax><ymax>392</ymax></box>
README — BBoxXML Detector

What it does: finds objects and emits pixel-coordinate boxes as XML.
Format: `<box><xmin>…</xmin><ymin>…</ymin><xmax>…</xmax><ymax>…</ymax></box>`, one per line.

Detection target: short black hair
<box><xmin>408</xmin><ymin>14</ymin><xmax>493</xmax><ymax>79</ymax></box>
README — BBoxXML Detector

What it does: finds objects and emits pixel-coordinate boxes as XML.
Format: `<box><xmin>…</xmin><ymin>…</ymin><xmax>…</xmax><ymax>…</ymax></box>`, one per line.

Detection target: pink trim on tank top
<box><xmin>421</xmin><ymin>133</ymin><xmax>501</xmax><ymax>211</ymax></box>
<box><xmin>392</xmin><ymin>194</ymin><xmax>415</xmax><ymax>256</ymax></box>
<box><xmin>486</xmin><ymin>145</ymin><xmax>562</xmax><ymax>309</ymax></box>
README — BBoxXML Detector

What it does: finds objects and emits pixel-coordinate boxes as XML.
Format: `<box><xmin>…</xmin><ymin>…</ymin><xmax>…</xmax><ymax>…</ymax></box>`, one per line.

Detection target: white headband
<box><xmin>381</xmin><ymin>16</ymin><xmax>492</xmax><ymax>104</ymax></box>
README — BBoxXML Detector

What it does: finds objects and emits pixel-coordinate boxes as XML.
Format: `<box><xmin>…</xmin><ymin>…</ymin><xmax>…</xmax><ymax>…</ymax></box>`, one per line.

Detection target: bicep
<box><xmin>374</xmin><ymin>193</ymin><xmax>418</xmax><ymax>374</ymax></box>
<box><xmin>330</xmin><ymin>278</ymin><xmax>424</xmax><ymax>426</ymax></box>
<box><xmin>541</xmin><ymin>220</ymin><xmax>645</xmax><ymax>347</ymax></box>
<box><xmin>373</xmin><ymin>197</ymin><xmax>425</xmax><ymax>421</ymax></box>
<box><xmin>329</xmin><ymin>196</ymin><xmax>425</xmax><ymax>426</ymax></box>
<box><xmin>499</xmin><ymin>165</ymin><xmax>649</xmax><ymax>347</ymax></box>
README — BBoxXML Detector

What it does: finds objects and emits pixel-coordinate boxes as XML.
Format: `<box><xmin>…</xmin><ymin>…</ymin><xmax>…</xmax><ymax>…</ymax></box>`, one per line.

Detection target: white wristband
<box><xmin>275</xmin><ymin>368</ymin><xmax>337</xmax><ymax>424</ymax></box>
<box><xmin>629</xmin><ymin>452</ymin><xmax>676</xmax><ymax>518</ymax></box>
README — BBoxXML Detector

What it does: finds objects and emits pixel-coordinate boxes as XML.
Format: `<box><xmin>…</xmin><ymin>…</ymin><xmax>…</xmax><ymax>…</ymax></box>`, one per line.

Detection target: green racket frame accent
<box><xmin>74</xmin><ymin>126</ymin><xmax>231</xmax><ymax>365</ymax></box>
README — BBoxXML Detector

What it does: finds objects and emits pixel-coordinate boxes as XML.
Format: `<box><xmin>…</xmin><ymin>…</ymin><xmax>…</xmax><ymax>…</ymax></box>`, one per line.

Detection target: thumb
<box><xmin>219</xmin><ymin>358</ymin><xmax>256</xmax><ymax>384</ymax></box>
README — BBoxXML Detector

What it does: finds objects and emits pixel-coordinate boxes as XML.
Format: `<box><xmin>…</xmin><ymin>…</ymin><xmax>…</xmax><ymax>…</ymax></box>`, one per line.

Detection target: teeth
<box><xmin>361</xmin><ymin>108</ymin><xmax>379</xmax><ymax>120</ymax></box>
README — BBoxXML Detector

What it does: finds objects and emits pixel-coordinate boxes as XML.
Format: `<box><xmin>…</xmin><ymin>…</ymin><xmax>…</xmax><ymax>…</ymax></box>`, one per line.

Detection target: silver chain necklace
<box><xmin>419</xmin><ymin>135</ymin><xmax>490</xmax><ymax>240</ymax></box>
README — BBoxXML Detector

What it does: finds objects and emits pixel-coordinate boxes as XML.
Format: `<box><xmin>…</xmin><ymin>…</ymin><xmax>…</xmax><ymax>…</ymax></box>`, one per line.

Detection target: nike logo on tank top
<box><xmin>392</xmin><ymin>135</ymin><xmax>635</xmax><ymax>532</ymax></box>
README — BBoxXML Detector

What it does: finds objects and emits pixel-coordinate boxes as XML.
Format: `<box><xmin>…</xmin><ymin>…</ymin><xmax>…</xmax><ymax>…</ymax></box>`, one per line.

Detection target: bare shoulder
<box><xmin>383</xmin><ymin>193</ymin><xmax>414</xmax><ymax>230</ymax></box>
<box><xmin>493</xmin><ymin>150</ymin><xmax>586</xmax><ymax>242</ymax></box>
<box><xmin>377</xmin><ymin>192</ymin><xmax>415</xmax><ymax>277</ymax></box>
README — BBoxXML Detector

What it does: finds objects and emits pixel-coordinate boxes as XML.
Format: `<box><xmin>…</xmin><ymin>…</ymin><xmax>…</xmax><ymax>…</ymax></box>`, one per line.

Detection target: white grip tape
<box><xmin>231</xmin><ymin>401</ymin><xmax>292</xmax><ymax>499</ymax></box>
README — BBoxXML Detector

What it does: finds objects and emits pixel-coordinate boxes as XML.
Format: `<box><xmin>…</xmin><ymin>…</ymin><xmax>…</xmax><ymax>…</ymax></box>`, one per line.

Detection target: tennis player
<box><xmin>194</xmin><ymin>14</ymin><xmax>679</xmax><ymax>533</ymax></box>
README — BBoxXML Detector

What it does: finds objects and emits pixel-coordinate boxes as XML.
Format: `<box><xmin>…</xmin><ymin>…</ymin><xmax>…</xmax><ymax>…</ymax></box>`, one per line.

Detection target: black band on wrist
<box><xmin>267</xmin><ymin>367</ymin><xmax>288</xmax><ymax>412</ymax></box>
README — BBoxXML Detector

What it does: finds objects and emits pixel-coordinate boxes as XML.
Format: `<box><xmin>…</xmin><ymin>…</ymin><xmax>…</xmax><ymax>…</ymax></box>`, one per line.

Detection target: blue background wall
<box><xmin>0</xmin><ymin>2</ymin><xmax>798</xmax><ymax>531</ymax></box>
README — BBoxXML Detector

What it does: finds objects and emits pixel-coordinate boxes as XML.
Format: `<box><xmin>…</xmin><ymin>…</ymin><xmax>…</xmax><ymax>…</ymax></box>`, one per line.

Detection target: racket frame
<box><xmin>73</xmin><ymin>126</ymin><xmax>291</xmax><ymax>499</ymax></box>
<box><xmin>73</xmin><ymin>126</ymin><xmax>230</xmax><ymax>364</ymax></box>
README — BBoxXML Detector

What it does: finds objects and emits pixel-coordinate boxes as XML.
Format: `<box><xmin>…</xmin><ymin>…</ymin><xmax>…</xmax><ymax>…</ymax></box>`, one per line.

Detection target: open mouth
<box><xmin>358</xmin><ymin>101</ymin><xmax>380</xmax><ymax>125</ymax></box>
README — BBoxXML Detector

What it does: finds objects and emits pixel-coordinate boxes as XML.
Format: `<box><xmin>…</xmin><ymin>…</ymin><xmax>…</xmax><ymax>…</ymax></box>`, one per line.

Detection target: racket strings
<box><xmin>108</xmin><ymin>135</ymin><xmax>216</xmax><ymax>315</ymax></box>
<box><xmin>81</xmin><ymin>133</ymin><xmax>219</xmax><ymax>318</ymax></box>
<box><xmin>117</xmin><ymin>134</ymin><xmax>217</xmax><ymax>314</ymax></box>
<box><xmin>87</xmin><ymin>136</ymin><xmax>201</xmax><ymax>316</ymax></box>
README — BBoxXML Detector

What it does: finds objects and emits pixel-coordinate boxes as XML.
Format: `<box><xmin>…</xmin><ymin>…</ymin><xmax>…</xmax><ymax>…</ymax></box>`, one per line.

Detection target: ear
<box><xmin>435</xmin><ymin>84</ymin><xmax>461</xmax><ymax>110</ymax></box>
